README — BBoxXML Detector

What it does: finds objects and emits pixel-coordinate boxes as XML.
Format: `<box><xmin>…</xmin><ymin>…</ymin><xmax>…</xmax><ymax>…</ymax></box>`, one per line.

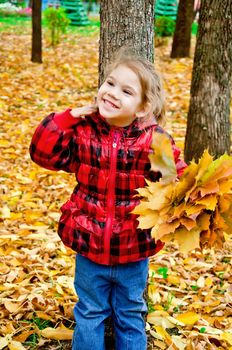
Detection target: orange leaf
<box><xmin>195</xmin><ymin>194</ymin><xmax>218</xmax><ymax>211</ymax></box>
<box><xmin>14</xmin><ymin>331</ymin><xmax>37</xmax><ymax>343</ymax></box>
<box><xmin>180</xmin><ymin>217</ymin><xmax>196</xmax><ymax>231</ymax></box>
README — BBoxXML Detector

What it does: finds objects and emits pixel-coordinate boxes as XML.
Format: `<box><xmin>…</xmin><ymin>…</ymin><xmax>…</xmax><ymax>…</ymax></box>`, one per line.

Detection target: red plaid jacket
<box><xmin>30</xmin><ymin>109</ymin><xmax>186</xmax><ymax>265</ymax></box>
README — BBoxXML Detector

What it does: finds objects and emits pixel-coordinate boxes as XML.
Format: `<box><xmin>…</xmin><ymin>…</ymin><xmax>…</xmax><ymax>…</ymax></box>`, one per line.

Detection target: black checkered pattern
<box><xmin>30</xmin><ymin>109</ymin><xmax>186</xmax><ymax>265</ymax></box>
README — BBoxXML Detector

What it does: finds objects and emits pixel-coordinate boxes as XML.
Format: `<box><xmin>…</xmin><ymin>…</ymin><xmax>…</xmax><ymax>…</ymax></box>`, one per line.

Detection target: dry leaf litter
<box><xmin>0</xmin><ymin>23</ymin><xmax>231</xmax><ymax>350</ymax></box>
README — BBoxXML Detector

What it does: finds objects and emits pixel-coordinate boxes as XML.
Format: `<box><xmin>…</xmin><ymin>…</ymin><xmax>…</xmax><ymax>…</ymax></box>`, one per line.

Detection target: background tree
<box><xmin>184</xmin><ymin>0</ymin><xmax>232</xmax><ymax>162</ymax></box>
<box><xmin>99</xmin><ymin>2</ymin><xmax>155</xmax><ymax>347</ymax></box>
<box><xmin>170</xmin><ymin>0</ymin><xmax>195</xmax><ymax>58</ymax></box>
<box><xmin>31</xmin><ymin>0</ymin><xmax>42</xmax><ymax>63</ymax></box>
<box><xmin>99</xmin><ymin>0</ymin><xmax>154</xmax><ymax>85</ymax></box>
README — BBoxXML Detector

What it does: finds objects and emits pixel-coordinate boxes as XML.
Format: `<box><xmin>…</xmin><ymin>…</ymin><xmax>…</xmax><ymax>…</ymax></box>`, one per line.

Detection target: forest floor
<box><xmin>0</xmin><ymin>23</ymin><xmax>232</xmax><ymax>350</ymax></box>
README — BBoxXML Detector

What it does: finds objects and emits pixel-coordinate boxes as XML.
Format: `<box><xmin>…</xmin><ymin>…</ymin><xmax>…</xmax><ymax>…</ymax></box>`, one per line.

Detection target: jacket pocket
<box><xmin>59</xmin><ymin>200</ymin><xmax>104</xmax><ymax>253</ymax></box>
<box><xmin>61</xmin><ymin>200</ymin><xmax>105</xmax><ymax>234</ymax></box>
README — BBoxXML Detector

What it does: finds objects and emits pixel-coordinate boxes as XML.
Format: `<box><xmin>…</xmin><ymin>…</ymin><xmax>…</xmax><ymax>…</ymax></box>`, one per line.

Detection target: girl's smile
<box><xmin>102</xmin><ymin>98</ymin><xmax>120</xmax><ymax>109</ymax></box>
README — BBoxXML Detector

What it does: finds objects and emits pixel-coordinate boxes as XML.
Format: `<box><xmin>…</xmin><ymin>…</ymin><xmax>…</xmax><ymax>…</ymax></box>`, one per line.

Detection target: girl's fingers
<box><xmin>71</xmin><ymin>105</ymin><xmax>98</xmax><ymax>118</ymax></box>
<box><xmin>83</xmin><ymin>105</ymin><xmax>98</xmax><ymax>115</ymax></box>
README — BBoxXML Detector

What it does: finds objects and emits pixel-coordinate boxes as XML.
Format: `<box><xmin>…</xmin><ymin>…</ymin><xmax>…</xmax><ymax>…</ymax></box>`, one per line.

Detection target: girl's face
<box><xmin>97</xmin><ymin>64</ymin><xmax>145</xmax><ymax>127</ymax></box>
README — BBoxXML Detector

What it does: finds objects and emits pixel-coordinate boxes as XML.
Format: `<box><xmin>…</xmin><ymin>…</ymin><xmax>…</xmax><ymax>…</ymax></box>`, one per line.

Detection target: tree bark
<box><xmin>99</xmin><ymin>2</ymin><xmax>155</xmax><ymax>348</ymax></box>
<box><xmin>170</xmin><ymin>0</ymin><xmax>194</xmax><ymax>58</ymax></box>
<box><xmin>31</xmin><ymin>0</ymin><xmax>42</xmax><ymax>63</ymax></box>
<box><xmin>99</xmin><ymin>0</ymin><xmax>154</xmax><ymax>85</ymax></box>
<box><xmin>184</xmin><ymin>0</ymin><xmax>232</xmax><ymax>163</ymax></box>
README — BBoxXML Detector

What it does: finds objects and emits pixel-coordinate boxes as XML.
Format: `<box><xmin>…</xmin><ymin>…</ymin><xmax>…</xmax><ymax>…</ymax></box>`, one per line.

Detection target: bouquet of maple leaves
<box><xmin>132</xmin><ymin>132</ymin><xmax>232</xmax><ymax>253</ymax></box>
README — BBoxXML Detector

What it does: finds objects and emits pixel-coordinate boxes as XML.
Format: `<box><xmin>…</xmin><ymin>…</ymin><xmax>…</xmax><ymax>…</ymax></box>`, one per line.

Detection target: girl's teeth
<box><xmin>105</xmin><ymin>99</ymin><xmax>117</xmax><ymax>108</ymax></box>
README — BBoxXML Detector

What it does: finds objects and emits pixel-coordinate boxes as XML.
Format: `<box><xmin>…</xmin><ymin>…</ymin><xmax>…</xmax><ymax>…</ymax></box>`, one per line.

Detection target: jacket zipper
<box><xmin>104</xmin><ymin>130</ymin><xmax>120</xmax><ymax>264</ymax></box>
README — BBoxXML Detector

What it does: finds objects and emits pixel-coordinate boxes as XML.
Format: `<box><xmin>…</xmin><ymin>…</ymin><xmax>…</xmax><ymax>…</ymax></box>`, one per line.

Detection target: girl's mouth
<box><xmin>103</xmin><ymin>98</ymin><xmax>119</xmax><ymax>109</ymax></box>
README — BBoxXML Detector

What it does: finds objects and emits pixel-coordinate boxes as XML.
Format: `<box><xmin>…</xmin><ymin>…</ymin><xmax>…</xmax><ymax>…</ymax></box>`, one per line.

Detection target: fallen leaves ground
<box><xmin>0</xmin><ymin>20</ymin><xmax>231</xmax><ymax>350</ymax></box>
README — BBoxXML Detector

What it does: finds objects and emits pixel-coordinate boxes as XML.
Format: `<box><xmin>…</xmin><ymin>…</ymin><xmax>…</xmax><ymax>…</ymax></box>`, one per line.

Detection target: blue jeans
<box><xmin>72</xmin><ymin>254</ymin><xmax>148</xmax><ymax>350</ymax></box>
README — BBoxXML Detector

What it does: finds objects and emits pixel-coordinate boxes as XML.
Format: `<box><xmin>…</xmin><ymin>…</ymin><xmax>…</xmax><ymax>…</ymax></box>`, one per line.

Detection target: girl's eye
<box><xmin>107</xmin><ymin>81</ymin><xmax>114</xmax><ymax>86</ymax></box>
<box><xmin>123</xmin><ymin>90</ymin><xmax>132</xmax><ymax>95</ymax></box>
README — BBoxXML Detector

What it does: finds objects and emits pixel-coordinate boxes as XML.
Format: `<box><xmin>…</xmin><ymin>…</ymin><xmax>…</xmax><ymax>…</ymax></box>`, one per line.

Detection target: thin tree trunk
<box><xmin>31</xmin><ymin>0</ymin><xmax>42</xmax><ymax>63</ymax></box>
<box><xmin>171</xmin><ymin>0</ymin><xmax>194</xmax><ymax>58</ymax></box>
<box><xmin>99</xmin><ymin>0</ymin><xmax>154</xmax><ymax>85</ymax></box>
<box><xmin>184</xmin><ymin>0</ymin><xmax>232</xmax><ymax>163</ymax></box>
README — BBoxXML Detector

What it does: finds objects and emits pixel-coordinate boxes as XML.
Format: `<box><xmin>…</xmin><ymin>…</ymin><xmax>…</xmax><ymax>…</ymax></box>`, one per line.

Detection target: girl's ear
<box><xmin>136</xmin><ymin>102</ymin><xmax>151</xmax><ymax>119</ymax></box>
<box><xmin>135</xmin><ymin>111</ymin><xmax>146</xmax><ymax>119</ymax></box>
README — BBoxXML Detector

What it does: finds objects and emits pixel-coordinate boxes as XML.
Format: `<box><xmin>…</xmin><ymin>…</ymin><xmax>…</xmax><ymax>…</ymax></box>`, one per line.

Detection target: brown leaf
<box><xmin>41</xmin><ymin>325</ymin><xmax>73</xmax><ymax>340</ymax></box>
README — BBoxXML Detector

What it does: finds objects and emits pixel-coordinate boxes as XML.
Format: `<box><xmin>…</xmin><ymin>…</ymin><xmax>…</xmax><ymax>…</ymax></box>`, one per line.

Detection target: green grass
<box><xmin>66</xmin><ymin>16</ymin><xmax>100</xmax><ymax>36</ymax></box>
<box><xmin>0</xmin><ymin>13</ymin><xmax>196</xmax><ymax>37</ymax></box>
<box><xmin>0</xmin><ymin>13</ymin><xmax>100</xmax><ymax>35</ymax></box>
<box><xmin>0</xmin><ymin>14</ymin><xmax>30</xmax><ymax>31</ymax></box>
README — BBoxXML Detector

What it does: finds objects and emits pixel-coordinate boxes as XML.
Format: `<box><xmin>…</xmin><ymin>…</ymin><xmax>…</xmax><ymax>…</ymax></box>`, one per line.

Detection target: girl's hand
<box><xmin>70</xmin><ymin>105</ymin><xmax>98</xmax><ymax>118</ymax></box>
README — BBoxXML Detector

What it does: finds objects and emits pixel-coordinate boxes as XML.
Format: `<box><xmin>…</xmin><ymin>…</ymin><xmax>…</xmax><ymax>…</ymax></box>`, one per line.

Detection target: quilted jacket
<box><xmin>30</xmin><ymin>109</ymin><xmax>186</xmax><ymax>265</ymax></box>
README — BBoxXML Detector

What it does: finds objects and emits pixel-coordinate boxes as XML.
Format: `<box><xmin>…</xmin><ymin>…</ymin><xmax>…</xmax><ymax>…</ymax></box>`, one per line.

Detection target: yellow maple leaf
<box><xmin>201</xmin><ymin>156</ymin><xmax>232</xmax><ymax>185</ymax></box>
<box><xmin>148</xmin><ymin>183</ymin><xmax>174</xmax><ymax>210</ymax></box>
<box><xmin>167</xmin><ymin>274</ymin><xmax>181</xmax><ymax>286</ymax></box>
<box><xmin>195</xmin><ymin>194</ymin><xmax>218</xmax><ymax>211</ymax></box>
<box><xmin>172</xmin><ymin>201</ymin><xmax>186</xmax><ymax>218</ymax></box>
<box><xmin>154</xmin><ymin>325</ymin><xmax>171</xmax><ymax>341</ymax></box>
<box><xmin>220</xmin><ymin>332</ymin><xmax>232</xmax><ymax>345</ymax></box>
<box><xmin>154</xmin><ymin>325</ymin><xmax>179</xmax><ymax>349</ymax></box>
<box><xmin>8</xmin><ymin>341</ymin><xmax>27</xmax><ymax>350</ymax></box>
<box><xmin>194</xmin><ymin>150</ymin><xmax>213</xmax><ymax>183</ymax></box>
<box><xmin>152</xmin><ymin>220</ymin><xmax>180</xmax><ymax>240</ymax></box>
<box><xmin>198</xmin><ymin>181</ymin><xmax>219</xmax><ymax>197</ymax></box>
<box><xmin>0</xmin><ymin>336</ymin><xmax>9</xmax><ymax>350</ymax></box>
<box><xmin>174</xmin><ymin>161</ymin><xmax>198</xmax><ymax>202</ymax></box>
<box><xmin>180</xmin><ymin>216</ymin><xmax>196</xmax><ymax>231</ymax></box>
<box><xmin>137</xmin><ymin>210</ymin><xmax>159</xmax><ymax>229</ymax></box>
<box><xmin>149</xmin><ymin>132</ymin><xmax>177</xmax><ymax>183</ymax></box>
<box><xmin>176</xmin><ymin>311</ymin><xmax>200</xmax><ymax>325</ymax></box>
<box><xmin>174</xmin><ymin>227</ymin><xmax>200</xmax><ymax>253</ymax></box>
<box><xmin>132</xmin><ymin>201</ymin><xmax>150</xmax><ymax>215</ymax></box>
<box><xmin>184</xmin><ymin>150</ymin><xmax>213</xmax><ymax>200</ymax></box>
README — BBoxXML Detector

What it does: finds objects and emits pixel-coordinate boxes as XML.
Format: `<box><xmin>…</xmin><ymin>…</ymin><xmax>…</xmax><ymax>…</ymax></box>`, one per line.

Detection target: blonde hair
<box><xmin>105</xmin><ymin>47</ymin><xmax>166</xmax><ymax>125</ymax></box>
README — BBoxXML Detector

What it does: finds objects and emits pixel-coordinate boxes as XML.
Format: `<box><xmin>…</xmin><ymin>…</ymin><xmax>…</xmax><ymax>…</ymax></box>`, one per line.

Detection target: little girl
<box><xmin>30</xmin><ymin>50</ymin><xmax>186</xmax><ymax>350</ymax></box>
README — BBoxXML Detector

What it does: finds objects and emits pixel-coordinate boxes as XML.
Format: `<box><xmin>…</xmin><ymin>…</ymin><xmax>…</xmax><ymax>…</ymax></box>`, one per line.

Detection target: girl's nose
<box><xmin>108</xmin><ymin>87</ymin><xmax>120</xmax><ymax>100</ymax></box>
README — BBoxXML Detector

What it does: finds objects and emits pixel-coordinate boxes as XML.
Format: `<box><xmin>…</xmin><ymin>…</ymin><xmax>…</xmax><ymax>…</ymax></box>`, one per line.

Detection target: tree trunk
<box><xmin>99</xmin><ymin>2</ymin><xmax>155</xmax><ymax>348</ymax></box>
<box><xmin>99</xmin><ymin>0</ymin><xmax>154</xmax><ymax>85</ymax></box>
<box><xmin>170</xmin><ymin>0</ymin><xmax>194</xmax><ymax>58</ymax></box>
<box><xmin>184</xmin><ymin>0</ymin><xmax>232</xmax><ymax>163</ymax></box>
<box><xmin>31</xmin><ymin>0</ymin><xmax>42</xmax><ymax>63</ymax></box>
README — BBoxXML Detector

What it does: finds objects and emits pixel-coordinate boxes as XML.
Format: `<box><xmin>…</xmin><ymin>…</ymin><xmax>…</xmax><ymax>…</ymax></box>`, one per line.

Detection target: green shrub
<box><xmin>43</xmin><ymin>6</ymin><xmax>70</xmax><ymax>46</ymax></box>
<box><xmin>155</xmin><ymin>16</ymin><xmax>176</xmax><ymax>37</ymax></box>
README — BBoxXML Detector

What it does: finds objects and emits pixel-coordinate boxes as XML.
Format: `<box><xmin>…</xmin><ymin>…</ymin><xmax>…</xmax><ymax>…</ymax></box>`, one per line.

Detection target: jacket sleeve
<box><xmin>29</xmin><ymin>108</ymin><xmax>81</xmax><ymax>173</ymax></box>
<box><xmin>171</xmin><ymin>140</ymin><xmax>187</xmax><ymax>178</ymax></box>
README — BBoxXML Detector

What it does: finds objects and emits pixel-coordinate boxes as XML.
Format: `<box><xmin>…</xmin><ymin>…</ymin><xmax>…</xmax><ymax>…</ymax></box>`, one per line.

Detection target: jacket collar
<box><xmin>90</xmin><ymin>111</ymin><xmax>158</xmax><ymax>138</ymax></box>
